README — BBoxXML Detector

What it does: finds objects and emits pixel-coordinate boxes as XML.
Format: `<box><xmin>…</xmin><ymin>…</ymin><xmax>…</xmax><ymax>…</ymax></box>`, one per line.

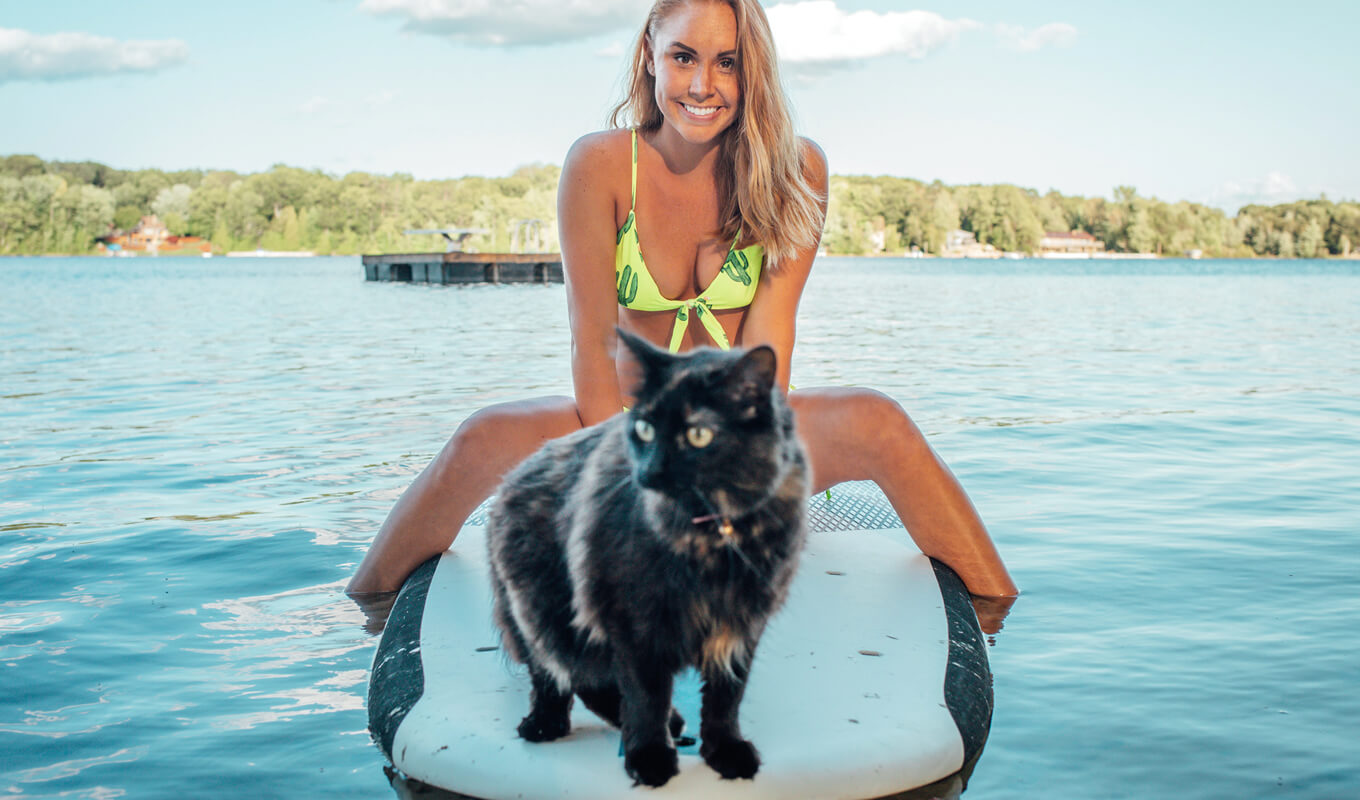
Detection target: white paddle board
<box><xmin>369</xmin><ymin>481</ymin><xmax>992</xmax><ymax>799</ymax></box>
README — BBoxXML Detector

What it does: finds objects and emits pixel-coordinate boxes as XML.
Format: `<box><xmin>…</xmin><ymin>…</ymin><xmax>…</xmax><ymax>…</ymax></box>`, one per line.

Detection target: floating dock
<box><xmin>362</xmin><ymin>252</ymin><xmax>563</xmax><ymax>285</ymax></box>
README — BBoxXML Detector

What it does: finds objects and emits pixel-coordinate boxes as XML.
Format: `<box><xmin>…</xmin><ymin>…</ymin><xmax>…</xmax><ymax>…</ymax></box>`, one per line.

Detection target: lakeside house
<box><xmin>941</xmin><ymin>229</ymin><xmax>1001</xmax><ymax>259</ymax></box>
<box><xmin>97</xmin><ymin>215</ymin><xmax>211</xmax><ymax>256</ymax></box>
<box><xmin>1038</xmin><ymin>230</ymin><xmax>1105</xmax><ymax>258</ymax></box>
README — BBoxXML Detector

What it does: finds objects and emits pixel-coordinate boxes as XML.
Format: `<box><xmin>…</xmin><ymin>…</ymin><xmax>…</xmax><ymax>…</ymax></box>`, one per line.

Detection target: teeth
<box><xmin>683</xmin><ymin>104</ymin><xmax>719</xmax><ymax>117</ymax></box>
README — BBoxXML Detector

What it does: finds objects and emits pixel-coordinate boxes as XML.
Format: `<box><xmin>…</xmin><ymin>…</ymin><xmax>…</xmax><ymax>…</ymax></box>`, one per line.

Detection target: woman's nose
<box><xmin>689</xmin><ymin>65</ymin><xmax>713</xmax><ymax>98</ymax></box>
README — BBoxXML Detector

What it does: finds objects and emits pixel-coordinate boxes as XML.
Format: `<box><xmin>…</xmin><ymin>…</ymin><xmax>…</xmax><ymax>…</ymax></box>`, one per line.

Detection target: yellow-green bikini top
<box><xmin>616</xmin><ymin>129</ymin><xmax>763</xmax><ymax>353</ymax></box>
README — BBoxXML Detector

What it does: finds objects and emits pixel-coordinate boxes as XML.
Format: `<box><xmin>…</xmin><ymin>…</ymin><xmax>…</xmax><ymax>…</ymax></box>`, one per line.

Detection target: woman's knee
<box><xmin>447</xmin><ymin>396</ymin><xmax>580</xmax><ymax>461</ymax></box>
<box><xmin>792</xmin><ymin>387</ymin><xmax>929</xmax><ymax>477</ymax></box>
<box><xmin>794</xmin><ymin>387</ymin><xmax>919</xmax><ymax>438</ymax></box>
<box><xmin>846</xmin><ymin>389</ymin><xmax>930</xmax><ymax>462</ymax></box>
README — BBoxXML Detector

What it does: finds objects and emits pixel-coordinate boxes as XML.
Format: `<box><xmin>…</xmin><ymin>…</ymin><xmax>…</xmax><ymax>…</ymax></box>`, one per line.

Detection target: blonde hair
<box><xmin>608</xmin><ymin>0</ymin><xmax>825</xmax><ymax>269</ymax></box>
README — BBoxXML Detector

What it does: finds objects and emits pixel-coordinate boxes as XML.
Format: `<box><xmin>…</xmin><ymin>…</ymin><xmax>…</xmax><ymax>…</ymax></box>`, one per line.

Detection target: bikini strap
<box><xmin>630</xmin><ymin>128</ymin><xmax>638</xmax><ymax>209</ymax></box>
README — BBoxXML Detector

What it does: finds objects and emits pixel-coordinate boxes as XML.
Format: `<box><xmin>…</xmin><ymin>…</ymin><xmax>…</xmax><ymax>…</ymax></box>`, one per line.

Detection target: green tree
<box><xmin>1273</xmin><ymin>230</ymin><xmax>1294</xmax><ymax>258</ymax></box>
<box><xmin>223</xmin><ymin>182</ymin><xmax>267</xmax><ymax>246</ymax></box>
<box><xmin>72</xmin><ymin>185</ymin><xmax>115</xmax><ymax>240</ymax></box>
<box><xmin>0</xmin><ymin>155</ymin><xmax>46</xmax><ymax>179</ymax></box>
<box><xmin>1326</xmin><ymin>205</ymin><xmax>1360</xmax><ymax>255</ymax></box>
<box><xmin>260</xmin><ymin>205</ymin><xmax>301</xmax><ymax>251</ymax></box>
<box><xmin>1297</xmin><ymin>219</ymin><xmax>1323</xmax><ymax>258</ymax></box>
<box><xmin>211</xmin><ymin>219</ymin><xmax>234</xmax><ymax>253</ymax></box>
<box><xmin>152</xmin><ymin>184</ymin><xmax>193</xmax><ymax>225</ymax></box>
<box><xmin>924</xmin><ymin>187</ymin><xmax>960</xmax><ymax>253</ymax></box>
<box><xmin>0</xmin><ymin>176</ymin><xmax>29</xmax><ymax>252</ymax></box>
<box><xmin>187</xmin><ymin>172</ymin><xmax>235</xmax><ymax>239</ymax></box>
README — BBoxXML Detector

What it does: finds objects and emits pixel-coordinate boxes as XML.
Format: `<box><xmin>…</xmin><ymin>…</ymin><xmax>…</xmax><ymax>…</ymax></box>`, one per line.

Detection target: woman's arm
<box><xmin>738</xmin><ymin>138</ymin><xmax>829</xmax><ymax>391</ymax></box>
<box><xmin>559</xmin><ymin>132</ymin><xmax>626</xmax><ymax>426</ymax></box>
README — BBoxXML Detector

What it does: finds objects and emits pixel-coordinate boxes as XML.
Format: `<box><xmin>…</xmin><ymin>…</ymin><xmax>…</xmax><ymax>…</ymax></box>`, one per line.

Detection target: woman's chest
<box><xmin>630</xmin><ymin>180</ymin><xmax>730</xmax><ymax>300</ymax></box>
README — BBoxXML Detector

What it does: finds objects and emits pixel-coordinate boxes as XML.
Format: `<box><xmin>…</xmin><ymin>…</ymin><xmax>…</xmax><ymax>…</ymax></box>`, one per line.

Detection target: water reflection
<box><xmin>349</xmin><ymin>591</ymin><xmax>398</xmax><ymax>636</ymax></box>
<box><xmin>8</xmin><ymin>746</ymin><xmax>146</xmax><ymax>784</ymax></box>
<box><xmin>196</xmin><ymin>581</ymin><xmax>373</xmax><ymax>731</ymax></box>
<box><xmin>971</xmin><ymin>595</ymin><xmax>1015</xmax><ymax>640</ymax></box>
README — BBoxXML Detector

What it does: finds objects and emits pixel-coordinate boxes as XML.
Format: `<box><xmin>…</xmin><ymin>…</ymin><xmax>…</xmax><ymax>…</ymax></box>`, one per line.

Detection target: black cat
<box><xmin>486</xmin><ymin>329</ymin><xmax>809</xmax><ymax>787</ymax></box>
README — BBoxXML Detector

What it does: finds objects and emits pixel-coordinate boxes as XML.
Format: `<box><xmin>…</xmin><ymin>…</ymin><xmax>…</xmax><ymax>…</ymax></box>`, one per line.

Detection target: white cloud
<box><xmin>766</xmin><ymin>2</ymin><xmax>980</xmax><ymax>72</ymax></box>
<box><xmin>354</xmin><ymin>2</ymin><xmax>1073</xmax><ymax>72</ymax></box>
<box><xmin>595</xmin><ymin>41</ymin><xmax>626</xmax><ymax>59</ymax></box>
<box><xmin>359</xmin><ymin>0</ymin><xmax>648</xmax><ymax>46</ymax></box>
<box><xmin>995</xmin><ymin>22</ymin><xmax>1078</xmax><ymax>53</ymax></box>
<box><xmin>0</xmin><ymin>27</ymin><xmax>188</xmax><ymax>84</ymax></box>
<box><xmin>1208</xmin><ymin>171</ymin><xmax>1310</xmax><ymax>211</ymax></box>
<box><xmin>300</xmin><ymin>96</ymin><xmax>332</xmax><ymax>114</ymax></box>
<box><xmin>301</xmin><ymin>90</ymin><xmax>394</xmax><ymax>114</ymax></box>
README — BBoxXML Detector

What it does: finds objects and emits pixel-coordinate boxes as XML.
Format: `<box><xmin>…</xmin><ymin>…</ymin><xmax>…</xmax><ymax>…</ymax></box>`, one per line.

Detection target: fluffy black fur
<box><xmin>486</xmin><ymin>330</ymin><xmax>809</xmax><ymax>787</ymax></box>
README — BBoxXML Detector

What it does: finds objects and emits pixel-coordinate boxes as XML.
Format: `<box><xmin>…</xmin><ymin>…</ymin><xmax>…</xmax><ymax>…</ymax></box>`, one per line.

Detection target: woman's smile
<box><xmin>681</xmin><ymin>102</ymin><xmax>723</xmax><ymax>119</ymax></box>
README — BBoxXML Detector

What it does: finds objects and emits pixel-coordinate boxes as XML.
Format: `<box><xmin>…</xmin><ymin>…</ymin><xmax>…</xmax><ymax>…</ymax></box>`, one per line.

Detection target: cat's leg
<box><xmin>517</xmin><ymin>665</ymin><xmax>574</xmax><ymax>742</ymax></box>
<box><xmin>575</xmin><ymin>685</ymin><xmax>621</xmax><ymax>727</ymax></box>
<box><xmin>614</xmin><ymin>659</ymin><xmax>679</xmax><ymax>787</ymax></box>
<box><xmin>699</xmin><ymin>652</ymin><xmax>760</xmax><ymax>780</ymax></box>
<box><xmin>788</xmin><ymin>387</ymin><xmax>1019</xmax><ymax>602</ymax></box>
<box><xmin>489</xmin><ymin>574</ymin><xmax>529</xmax><ymax>664</ymax></box>
<box><xmin>578</xmin><ymin>685</ymin><xmax>685</xmax><ymax>738</ymax></box>
<box><xmin>347</xmin><ymin>396</ymin><xmax>585</xmax><ymax>596</ymax></box>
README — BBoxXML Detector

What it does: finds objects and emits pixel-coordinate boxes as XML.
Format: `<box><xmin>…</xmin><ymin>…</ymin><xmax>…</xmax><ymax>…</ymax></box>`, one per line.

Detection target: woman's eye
<box><xmin>719</xmin><ymin>58</ymin><xmax>736</xmax><ymax>70</ymax></box>
<box><xmin>686</xmin><ymin>426</ymin><xmax>714</xmax><ymax>448</ymax></box>
<box><xmin>634</xmin><ymin>419</ymin><xmax>655</xmax><ymax>442</ymax></box>
<box><xmin>673</xmin><ymin>52</ymin><xmax>693</xmax><ymax>65</ymax></box>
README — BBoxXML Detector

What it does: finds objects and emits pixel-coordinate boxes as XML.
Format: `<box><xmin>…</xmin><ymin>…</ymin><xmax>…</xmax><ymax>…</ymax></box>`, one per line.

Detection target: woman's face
<box><xmin>646</xmin><ymin>1</ymin><xmax>741</xmax><ymax>145</ymax></box>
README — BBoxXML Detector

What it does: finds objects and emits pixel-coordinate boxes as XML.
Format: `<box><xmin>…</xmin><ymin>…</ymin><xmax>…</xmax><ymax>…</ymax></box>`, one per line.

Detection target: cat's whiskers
<box><xmin>689</xmin><ymin>487</ymin><xmax>728</xmax><ymax>529</ymax></box>
<box><xmin>598</xmin><ymin>472</ymin><xmax>635</xmax><ymax>502</ymax></box>
<box><xmin>722</xmin><ymin>529</ymin><xmax>762</xmax><ymax>576</ymax></box>
<box><xmin>667</xmin><ymin>497</ymin><xmax>691</xmax><ymax>534</ymax></box>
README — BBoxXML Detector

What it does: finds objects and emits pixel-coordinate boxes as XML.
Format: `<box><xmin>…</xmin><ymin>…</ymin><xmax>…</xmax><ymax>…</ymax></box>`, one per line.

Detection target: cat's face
<box><xmin>620</xmin><ymin>330</ymin><xmax>787</xmax><ymax>519</ymax></box>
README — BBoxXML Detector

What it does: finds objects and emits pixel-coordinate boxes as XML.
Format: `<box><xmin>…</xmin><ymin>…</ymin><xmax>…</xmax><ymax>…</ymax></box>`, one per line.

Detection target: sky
<box><xmin>1</xmin><ymin>0</ymin><xmax>1357</xmax><ymax>212</ymax></box>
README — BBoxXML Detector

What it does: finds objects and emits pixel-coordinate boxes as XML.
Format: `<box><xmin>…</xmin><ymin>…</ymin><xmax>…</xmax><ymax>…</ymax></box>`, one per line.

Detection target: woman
<box><xmin>348</xmin><ymin>0</ymin><xmax>1018</xmax><ymax>605</ymax></box>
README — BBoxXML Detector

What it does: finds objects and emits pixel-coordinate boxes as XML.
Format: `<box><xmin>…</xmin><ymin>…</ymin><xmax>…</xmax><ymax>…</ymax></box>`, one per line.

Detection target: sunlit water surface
<box><xmin>2</xmin><ymin>256</ymin><xmax>1357</xmax><ymax>798</ymax></box>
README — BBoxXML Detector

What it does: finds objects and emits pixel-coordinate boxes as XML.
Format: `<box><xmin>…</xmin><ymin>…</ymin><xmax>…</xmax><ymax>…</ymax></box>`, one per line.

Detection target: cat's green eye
<box><xmin>686</xmin><ymin>426</ymin><xmax>714</xmax><ymax>448</ymax></box>
<box><xmin>633</xmin><ymin>419</ymin><xmax>655</xmax><ymax>442</ymax></box>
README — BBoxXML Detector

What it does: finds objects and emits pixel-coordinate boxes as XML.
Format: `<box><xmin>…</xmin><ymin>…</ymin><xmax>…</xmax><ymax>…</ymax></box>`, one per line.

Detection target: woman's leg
<box><xmin>789</xmin><ymin>388</ymin><xmax>1019</xmax><ymax>599</ymax></box>
<box><xmin>346</xmin><ymin>395</ymin><xmax>586</xmax><ymax>596</ymax></box>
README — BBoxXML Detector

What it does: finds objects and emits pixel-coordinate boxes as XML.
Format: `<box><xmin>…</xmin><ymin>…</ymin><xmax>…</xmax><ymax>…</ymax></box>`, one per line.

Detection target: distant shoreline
<box><xmin>5</xmin><ymin>155</ymin><xmax>1356</xmax><ymax>261</ymax></box>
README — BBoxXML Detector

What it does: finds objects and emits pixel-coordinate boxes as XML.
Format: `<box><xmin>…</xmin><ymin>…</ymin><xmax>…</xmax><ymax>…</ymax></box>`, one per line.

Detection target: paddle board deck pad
<box><xmin>368</xmin><ymin>481</ymin><xmax>992</xmax><ymax>799</ymax></box>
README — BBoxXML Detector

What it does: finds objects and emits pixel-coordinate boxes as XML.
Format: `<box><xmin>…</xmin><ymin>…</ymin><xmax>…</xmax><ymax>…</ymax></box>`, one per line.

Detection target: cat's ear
<box><xmin>728</xmin><ymin>345</ymin><xmax>777</xmax><ymax>412</ymax></box>
<box><xmin>617</xmin><ymin>327</ymin><xmax>671</xmax><ymax>378</ymax></box>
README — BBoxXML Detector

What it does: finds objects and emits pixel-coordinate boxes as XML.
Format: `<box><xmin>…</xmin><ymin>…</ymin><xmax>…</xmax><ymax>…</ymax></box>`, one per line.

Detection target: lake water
<box><xmin>2</xmin><ymin>256</ymin><xmax>1357</xmax><ymax>798</ymax></box>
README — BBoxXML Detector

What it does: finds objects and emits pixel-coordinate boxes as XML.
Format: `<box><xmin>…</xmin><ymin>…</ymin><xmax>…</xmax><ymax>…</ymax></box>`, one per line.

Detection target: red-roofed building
<box><xmin>1039</xmin><ymin>230</ymin><xmax>1104</xmax><ymax>257</ymax></box>
<box><xmin>97</xmin><ymin>215</ymin><xmax>212</xmax><ymax>255</ymax></box>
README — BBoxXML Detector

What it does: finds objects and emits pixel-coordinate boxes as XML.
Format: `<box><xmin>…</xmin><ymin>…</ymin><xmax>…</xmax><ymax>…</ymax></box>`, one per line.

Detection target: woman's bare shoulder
<box><xmin>564</xmin><ymin>129</ymin><xmax>631</xmax><ymax>174</ymax></box>
<box><xmin>798</xmin><ymin>136</ymin><xmax>829</xmax><ymax>186</ymax></box>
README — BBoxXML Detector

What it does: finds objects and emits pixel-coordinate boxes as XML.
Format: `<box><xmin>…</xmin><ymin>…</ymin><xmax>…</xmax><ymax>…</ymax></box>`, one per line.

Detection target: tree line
<box><xmin>2</xmin><ymin>154</ymin><xmax>1356</xmax><ymax>258</ymax></box>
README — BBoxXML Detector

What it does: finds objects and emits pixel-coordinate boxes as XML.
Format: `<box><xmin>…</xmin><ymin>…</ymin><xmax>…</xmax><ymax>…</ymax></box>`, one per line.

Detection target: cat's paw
<box><xmin>701</xmin><ymin>735</ymin><xmax>760</xmax><ymax>780</ymax></box>
<box><xmin>668</xmin><ymin>707</ymin><xmax>686</xmax><ymax>738</ymax></box>
<box><xmin>517</xmin><ymin>709</ymin><xmax>571</xmax><ymax>742</ymax></box>
<box><xmin>625</xmin><ymin>741</ymin><xmax>679</xmax><ymax>787</ymax></box>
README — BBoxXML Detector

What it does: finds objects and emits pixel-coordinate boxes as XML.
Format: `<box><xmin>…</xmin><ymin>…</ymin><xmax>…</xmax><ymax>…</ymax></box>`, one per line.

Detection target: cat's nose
<box><xmin>636</xmin><ymin>454</ymin><xmax>667</xmax><ymax>491</ymax></box>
